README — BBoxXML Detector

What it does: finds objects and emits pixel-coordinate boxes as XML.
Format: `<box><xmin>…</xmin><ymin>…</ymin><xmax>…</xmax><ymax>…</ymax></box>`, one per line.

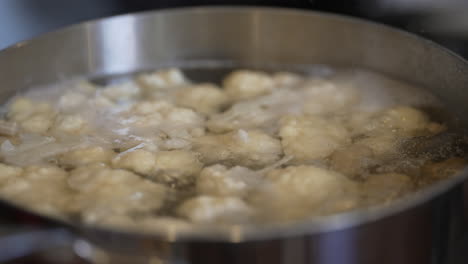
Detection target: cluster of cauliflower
<box><xmin>0</xmin><ymin>68</ymin><xmax>463</xmax><ymax>233</ymax></box>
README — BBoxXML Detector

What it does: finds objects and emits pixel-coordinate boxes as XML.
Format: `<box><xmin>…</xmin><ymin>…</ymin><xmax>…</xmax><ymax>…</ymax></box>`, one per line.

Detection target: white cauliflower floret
<box><xmin>137</xmin><ymin>68</ymin><xmax>187</xmax><ymax>91</ymax></box>
<box><xmin>176</xmin><ymin>83</ymin><xmax>229</xmax><ymax>114</ymax></box>
<box><xmin>114</xmin><ymin>101</ymin><xmax>204</xmax><ymax>152</ymax></box>
<box><xmin>361</xmin><ymin>106</ymin><xmax>429</xmax><ymax>135</ymax></box>
<box><xmin>60</xmin><ymin>146</ymin><xmax>115</xmax><ymax>168</ymax></box>
<box><xmin>90</xmin><ymin>95</ymin><xmax>115</xmax><ymax>108</ymax></box>
<box><xmin>20</xmin><ymin>114</ymin><xmax>54</xmax><ymax>134</ymax></box>
<box><xmin>279</xmin><ymin>115</ymin><xmax>350</xmax><ymax>162</ymax></box>
<box><xmin>126</xmin><ymin>113</ymin><xmax>163</xmax><ymax>128</ymax></box>
<box><xmin>53</xmin><ymin>114</ymin><xmax>87</xmax><ymax>134</ymax></box>
<box><xmin>207</xmin><ymin>88</ymin><xmax>303</xmax><ymax>133</ymax></box>
<box><xmin>356</xmin><ymin>132</ymin><xmax>400</xmax><ymax>156</ymax></box>
<box><xmin>123</xmin><ymin>100</ymin><xmax>205</xmax><ymax>137</ymax></box>
<box><xmin>223</xmin><ymin>70</ymin><xmax>274</xmax><ymax>100</ymax></box>
<box><xmin>207</xmin><ymin>102</ymin><xmax>274</xmax><ymax>133</ymax></box>
<box><xmin>345</xmin><ymin>110</ymin><xmax>374</xmax><ymax>136</ymax></box>
<box><xmin>193</xmin><ymin>129</ymin><xmax>282</xmax><ymax>169</ymax></box>
<box><xmin>7</xmin><ymin>97</ymin><xmax>37</xmax><ymax>121</ymax></box>
<box><xmin>301</xmin><ymin>79</ymin><xmax>359</xmax><ymax>114</ymax></box>
<box><xmin>68</xmin><ymin>165</ymin><xmax>166</xmax><ymax>223</ymax></box>
<box><xmin>272</xmin><ymin>72</ymin><xmax>303</xmax><ymax>87</ymax></box>
<box><xmin>8</xmin><ymin>99</ymin><xmax>56</xmax><ymax>134</ymax></box>
<box><xmin>0</xmin><ymin>163</ymin><xmax>23</xmax><ymax>185</ymax></box>
<box><xmin>197</xmin><ymin>164</ymin><xmax>260</xmax><ymax>197</ymax></box>
<box><xmin>23</xmin><ymin>165</ymin><xmax>67</xmax><ymax>181</ymax></box>
<box><xmin>58</xmin><ymin>92</ymin><xmax>87</xmax><ymax>112</ymax></box>
<box><xmin>112</xmin><ymin>149</ymin><xmax>156</xmax><ymax>175</ymax></box>
<box><xmin>177</xmin><ymin>195</ymin><xmax>253</xmax><ymax>224</ymax></box>
<box><xmin>361</xmin><ymin>173</ymin><xmax>413</xmax><ymax>206</ymax></box>
<box><xmin>100</xmin><ymin>81</ymin><xmax>140</xmax><ymax>102</ymax></box>
<box><xmin>252</xmin><ymin>165</ymin><xmax>358</xmax><ymax>221</ymax></box>
<box><xmin>166</xmin><ymin>107</ymin><xmax>204</xmax><ymax>125</ymax></box>
<box><xmin>0</xmin><ymin>165</ymin><xmax>70</xmax><ymax>217</ymax></box>
<box><xmin>132</xmin><ymin>100</ymin><xmax>173</xmax><ymax>115</ymax></box>
<box><xmin>66</xmin><ymin>163</ymin><xmax>109</xmax><ymax>191</ymax></box>
<box><xmin>152</xmin><ymin>150</ymin><xmax>202</xmax><ymax>184</ymax></box>
<box><xmin>161</xmin><ymin>137</ymin><xmax>192</xmax><ymax>150</ymax></box>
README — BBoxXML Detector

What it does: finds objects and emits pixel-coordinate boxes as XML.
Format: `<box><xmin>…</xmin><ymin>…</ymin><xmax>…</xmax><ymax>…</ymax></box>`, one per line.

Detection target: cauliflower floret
<box><xmin>53</xmin><ymin>114</ymin><xmax>87</xmax><ymax>134</ymax></box>
<box><xmin>252</xmin><ymin>165</ymin><xmax>358</xmax><ymax>221</ymax></box>
<box><xmin>60</xmin><ymin>146</ymin><xmax>115</xmax><ymax>168</ymax></box>
<box><xmin>7</xmin><ymin>97</ymin><xmax>36</xmax><ymax>121</ymax></box>
<box><xmin>345</xmin><ymin>110</ymin><xmax>374</xmax><ymax>136</ymax></box>
<box><xmin>67</xmin><ymin>163</ymin><xmax>109</xmax><ymax>191</ymax></box>
<box><xmin>126</xmin><ymin>113</ymin><xmax>163</xmax><ymax>128</ymax></box>
<box><xmin>330</xmin><ymin>144</ymin><xmax>375</xmax><ymax>179</ymax></box>
<box><xmin>197</xmin><ymin>164</ymin><xmax>260</xmax><ymax>197</ymax></box>
<box><xmin>361</xmin><ymin>173</ymin><xmax>413</xmax><ymax>206</ymax></box>
<box><xmin>7</xmin><ymin>99</ymin><xmax>55</xmax><ymax>134</ymax></box>
<box><xmin>279</xmin><ymin>115</ymin><xmax>350</xmax><ymax>162</ymax></box>
<box><xmin>90</xmin><ymin>95</ymin><xmax>115</xmax><ymax>108</ymax></box>
<box><xmin>68</xmin><ymin>165</ymin><xmax>160</xmax><ymax>194</ymax></box>
<box><xmin>23</xmin><ymin>165</ymin><xmax>67</xmax><ymax>180</ymax></box>
<box><xmin>68</xmin><ymin>165</ymin><xmax>166</xmax><ymax>223</ymax></box>
<box><xmin>8</xmin><ymin>99</ymin><xmax>56</xmax><ymax>133</ymax></box>
<box><xmin>151</xmin><ymin>150</ymin><xmax>202</xmax><ymax>185</ymax></box>
<box><xmin>123</xmin><ymin>100</ymin><xmax>205</xmax><ymax>137</ymax></box>
<box><xmin>58</xmin><ymin>92</ymin><xmax>87</xmax><ymax>112</ymax></box>
<box><xmin>272</xmin><ymin>72</ymin><xmax>303</xmax><ymax>87</ymax></box>
<box><xmin>356</xmin><ymin>132</ymin><xmax>400</xmax><ymax>156</ymax></box>
<box><xmin>166</xmin><ymin>107</ymin><xmax>204</xmax><ymax>125</ymax></box>
<box><xmin>116</xmin><ymin>102</ymin><xmax>204</xmax><ymax>152</ymax></box>
<box><xmin>99</xmin><ymin>81</ymin><xmax>140</xmax><ymax>102</ymax></box>
<box><xmin>193</xmin><ymin>129</ymin><xmax>282</xmax><ymax>169</ymax></box>
<box><xmin>207</xmin><ymin>102</ymin><xmax>274</xmax><ymax>133</ymax></box>
<box><xmin>301</xmin><ymin>79</ymin><xmax>359</xmax><ymax>114</ymax></box>
<box><xmin>176</xmin><ymin>83</ymin><xmax>229</xmax><ymax>114</ymax></box>
<box><xmin>20</xmin><ymin>114</ymin><xmax>54</xmax><ymax>134</ymax></box>
<box><xmin>223</xmin><ymin>70</ymin><xmax>274</xmax><ymax>100</ymax></box>
<box><xmin>112</xmin><ymin>149</ymin><xmax>156</xmax><ymax>175</ymax></box>
<box><xmin>207</xmin><ymin>88</ymin><xmax>303</xmax><ymax>133</ymax></box>
<box><xmin>161</xmin><ymin>137</ymin><xmax>192</xmax><ymax>150</ymax></box>
<box><xmin>177</xmin><ymin>195</ymin><xmax>253</xmax><ymax>224</ymax></box>
<box><xmin>132</xmin><ymin>100</ymin><xmax>173</xmax><ymax>115</ymax></box>
<box><xmin>0</xmin><ymin>163</ymin><xmax>23</xmax><ymax>185</ymax></box>
<box><xmin>137</xmin><ymin>68</ymin><xmax>187</xmax><ymax>91</ymax></box>
<box><xmin>361</xmin><ymin>106</ymin><xmax>429</xmax><ymax>136</ymax></box>
<box><xmin>0</xmin><ymin>165</ymin><xmax>70</xmax><ymax>217</ymax></box>
<box><xmin>78</xmin><ymin>182</ymin><xmax>166</xmax><ymax>224</ymax></box>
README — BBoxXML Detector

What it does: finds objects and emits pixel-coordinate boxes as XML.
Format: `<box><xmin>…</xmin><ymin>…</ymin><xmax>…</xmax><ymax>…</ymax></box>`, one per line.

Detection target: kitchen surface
<box><xmin>1</xmin><ymin>1</ymin><xmax>468</xmax><ymax>263</ymax></box>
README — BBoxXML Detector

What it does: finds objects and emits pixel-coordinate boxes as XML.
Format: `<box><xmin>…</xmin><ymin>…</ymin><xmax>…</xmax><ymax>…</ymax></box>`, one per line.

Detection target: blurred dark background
<box><xmin>1</xmin><ymin>0</ymin><xmax>468</xmax><ymax>58</ymax></box>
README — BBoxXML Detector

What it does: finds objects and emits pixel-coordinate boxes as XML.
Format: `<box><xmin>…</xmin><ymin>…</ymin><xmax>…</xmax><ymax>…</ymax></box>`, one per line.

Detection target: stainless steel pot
<box><xmin>1</xmin><ymin>7</ymin><xmax>468</xmax><ymax>264</ymax></box>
